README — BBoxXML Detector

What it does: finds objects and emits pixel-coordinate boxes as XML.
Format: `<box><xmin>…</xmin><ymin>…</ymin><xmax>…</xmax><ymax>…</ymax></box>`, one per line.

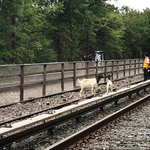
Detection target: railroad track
<box><xmin>0</xmin><ymin>79</ymin><xmax>150</xmax><ymax>149</ymax></box>
<box><xmin>0</xmin><ymin>78</ymin><xmax>143</xmax><ymax>127</ymax></box>
<box><xmin>45</xmin><ymin>92</ymin><xmax>150</xmax><ymax>150</ymax></box>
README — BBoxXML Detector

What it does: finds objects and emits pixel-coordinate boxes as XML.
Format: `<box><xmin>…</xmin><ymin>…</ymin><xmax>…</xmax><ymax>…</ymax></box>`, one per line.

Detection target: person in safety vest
<box><xmin>143</xmin><ymin>54</ymin><xmax>150</xmax><ymax>81</ymax></box>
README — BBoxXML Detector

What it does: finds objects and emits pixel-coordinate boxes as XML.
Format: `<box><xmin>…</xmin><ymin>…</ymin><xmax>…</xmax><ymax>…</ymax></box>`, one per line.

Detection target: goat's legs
<box><xmin>80</xmin><ymin>89</ymin><xmax>83</xmax><ymax>97</ymax></box>
<box><xmin>80</xmin><ymin>88</ymin><xmax>84</xmax><ymax>97</ymax></box>
<box><xmin>110</xmin><ymin>85</ymin><xmax>113</xmax><ymax>92</ymax></box>
<box><xmin>91</xmin><ymin>86</ymin><xmax>96</xmax><ymax>96</ymax></box>
<box><xmin>91</xmin><ymin>86</ymin><xmax>94</xmax><ymax>95</ymax></box>
<box><xmin>107</xmin><ymin>85</ymin><xmax>109</xmax><ymax>95</ymax></box>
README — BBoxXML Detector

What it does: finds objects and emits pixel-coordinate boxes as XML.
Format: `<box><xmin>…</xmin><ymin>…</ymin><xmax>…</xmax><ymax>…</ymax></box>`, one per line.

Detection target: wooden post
<box><xmin>104</xmin><ymin>61</ymin><xmax>107</xmax><ymax>82</ymax></box>
<box><xmin>138</xmin><ymin>59</ymin><xmax>140</xmax><ymax>73</ymax></box>
<box><xmin>111</xmin><ymin>61</ymin><xmax>114</xmax><ymax>80</ymax></box>
<box><xmin>134</xmin><ymin>59</ymin><xmax>136</xmax><ymax>75</ymax></box>
<box><xmin>124</xmin><ymin>59</ymin><xmax>126</xmax><ymax>77</ymax></box>
<box><xmin>117</xmin><ymin>61</ymin><xmax>119</xmax><ymax>79</ymax></box>
<box><xmin>61</xmin><ymin>63</ymin><xmax>64</xmax><ymax>91</ymax></box>
<box><xmin>20</xmin><ymin>65</ymin><xmax>24</xmax><ymax>101</ymax></box>
<box><xmin>129</xmin><ymin>59</ymin><xmax>131</xmax><ymax>76</ymax></box>
<box><xmin>96</xmin><ymin>61</ymin><xmax>98</xmax><ymax>77</ymax></box>
<box><xmin>86</xmin><ymin>62</ymin><xmax>89</xmax><ymax>78</ymax></box>
<box><xmin>42</xmin><ymin>64</ymin><xmax>46</xmax><ymax>96</ymax></box>
<box><xmin>73</xmin><ymin>63</ymin><xmax>76</xmax><ymax>89</ymax></box>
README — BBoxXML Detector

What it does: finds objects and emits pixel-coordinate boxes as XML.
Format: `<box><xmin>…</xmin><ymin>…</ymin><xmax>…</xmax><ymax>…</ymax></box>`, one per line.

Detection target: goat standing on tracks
<box><xmin>106</xmin><ymin>75</ymin><xmax>114</xmax><ymax>94</ymax></box>
<box><xmin>77</xmin><ymin>73</ymin><xmax>104</xmax><ymax>97</ymax></box>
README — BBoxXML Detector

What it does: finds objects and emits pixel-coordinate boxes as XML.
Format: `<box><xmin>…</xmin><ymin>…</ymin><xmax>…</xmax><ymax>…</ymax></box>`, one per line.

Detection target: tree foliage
<box><xmin>0</xmin><ymin>0</ymin><xmax>150</xmax><ymax>64</ymax></box>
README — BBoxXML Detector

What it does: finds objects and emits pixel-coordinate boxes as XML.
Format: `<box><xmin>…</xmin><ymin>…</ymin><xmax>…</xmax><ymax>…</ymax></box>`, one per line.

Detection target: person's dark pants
<box><xmin>144</xmin><ymin>68</ymin><xmax>149</xmax><ymax>81</ymax></box>
<box><xmin>148</xmin><ymin>68</ymin><xmax>150</xmax><ymax>79</ymax></box>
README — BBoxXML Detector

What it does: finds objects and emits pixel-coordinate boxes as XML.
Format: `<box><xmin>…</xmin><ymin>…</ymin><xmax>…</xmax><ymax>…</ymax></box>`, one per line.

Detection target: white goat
<box><xmin>77</xmin><ymin>73</ymin><xmax>104</xmax><ymax>97</ymax></box>
<box><xmin>106</xmin><ymin>75</ymin><xmax>114</xmax><ymax>94</ymax></box>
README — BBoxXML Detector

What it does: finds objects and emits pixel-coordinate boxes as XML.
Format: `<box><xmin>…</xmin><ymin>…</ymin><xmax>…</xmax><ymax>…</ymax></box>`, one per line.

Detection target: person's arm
<box><xmin>146</xmin><ymin>58</ymin><xmax>149</xmax><ymax>69</ymax></box>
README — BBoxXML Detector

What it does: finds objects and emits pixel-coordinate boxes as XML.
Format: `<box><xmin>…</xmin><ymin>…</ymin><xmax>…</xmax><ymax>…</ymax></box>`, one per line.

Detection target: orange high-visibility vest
<box><xmin>143</xmin><ymin>57</ymin><xmax>149</xmax><ymax>68</ymax></box>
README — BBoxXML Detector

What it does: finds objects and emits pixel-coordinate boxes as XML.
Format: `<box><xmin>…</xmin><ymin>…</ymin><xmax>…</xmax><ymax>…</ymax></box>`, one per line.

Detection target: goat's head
<box><xmin>106</xmin><ymin>75</ymin><xmax>111</xmax><ymax>80</ymax></box>
<box><xmin>96</xmin><ymin>73</ymin><xmax>104</xmax><ymax>84</ymax></box>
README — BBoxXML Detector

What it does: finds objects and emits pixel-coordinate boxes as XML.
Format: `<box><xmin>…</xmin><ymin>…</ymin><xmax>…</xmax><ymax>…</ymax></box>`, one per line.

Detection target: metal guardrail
<box><xmin>0</xmin><ymin>59</ymin><xmax>143</xmax><ymax>101</ymax></box>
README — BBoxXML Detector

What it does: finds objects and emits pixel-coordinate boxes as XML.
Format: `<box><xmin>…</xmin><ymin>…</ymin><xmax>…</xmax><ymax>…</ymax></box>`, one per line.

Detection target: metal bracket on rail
<box><xmin>114</xmin><ymin>99</ymin><xmax>119</xmax><ymax>105</ymax></box>
<box><xmin>0</xmin><ymin>123</ymin><xmax>12</xmax><ymax>128</ymax></box>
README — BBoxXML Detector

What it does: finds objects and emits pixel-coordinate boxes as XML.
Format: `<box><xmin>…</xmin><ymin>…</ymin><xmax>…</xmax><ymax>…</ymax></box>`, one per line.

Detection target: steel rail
<box><xmin>0</xmin><ymin>79</ymin><xmax>144</xmax><ymax>127</ymax></box>
<box><xmin>0</xmin><ymin>80</ymin><xmax>149</xmax><ymax>148</ymax></box>
<box><xmin>0</xmin><ymin>76</ymin><xmax>143</xmax><ymax>109</ymax></box>
<box><xmin>0</xmin><ymin>88</ymin><xmax>80</xmax><ymax>109</ymax></box>
<box><xmin>0</xmin><ymin>98</ymin><xmax>80</xmax><ymax>127</ymax></box>
<box><xmin>45</xmin><ymin>94</ymin><xmax>150</xmax><ymax>150</ymax></box>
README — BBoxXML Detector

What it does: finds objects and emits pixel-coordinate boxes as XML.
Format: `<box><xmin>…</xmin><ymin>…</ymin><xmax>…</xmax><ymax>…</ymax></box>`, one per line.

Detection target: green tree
<box><xmin>121</xmin><ymin>7</ymin><xmax>150</xmax><ymax>58</ymax></box>
<box><xmin>0</xmin><ymin>0</ymin><xmax>61</xmax><ymax>64</ymax></box>
<box><xmin>95</xmin><ymin>4</ymin><xmax>125</xmax><ymax>59</ymax></box>
<box><xmin>49</xmin><ymin>0</ymin><xmax>108</xmax><ymax>61</ymax></box>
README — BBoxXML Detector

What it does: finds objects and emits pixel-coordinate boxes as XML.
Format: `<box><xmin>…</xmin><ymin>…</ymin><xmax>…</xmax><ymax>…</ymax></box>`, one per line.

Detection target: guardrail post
<box><xmin>129</xmin><ymin>59</ymin><xmax>131</xmax><ymax>76</ymax></box>
<box><xmin>42</xmin><ymin>64</ymin><xmax>47</xmax><ymax>96</ymax></box>
<box><xmin>111</xmin><ymin>61</ymin><xmax>114</xmax><ymax>80</ymax></box>
<box><xmin>117</xmin><ymin>61</ymin><xmax>119</xmax><ymax>79</ymax></box>
<box><xmin>86</xmin><ymin>62</ymin><xmax>89</xmax><ymax>78</ymax></box>
<box><xmin>61</xmin><ymin>63</ymin><xmax>64</xmax><ymax>91</ymax></box>
<box><xmin>138</xmin><ymin>59</ymin><xmax>140</xmax><ymax>73</ymax></box>
<box><xmin>124</xmin><ymin>59</ymin><xmax>126</xmax><ymax>77</ymax></box>
<box><xmin>96</xmin><ymin>61</ymin><xmax>98</xmax><ymax>77</ymax></box>
<box><xmin>104</xmin><ymin>61</ymin><xmax>107</xmax><ymax>82</ymax></box>
<box><xmin>73</xmin><ymin>63</ymin><xmax>76</xmax><ymax>89</ymax></box>
<box><xmin>20</xmin><ymin>65</ymin><xmax>24</xmax><ymax>101</ymax></box>
<box><xmin>134</xmin><ymin>59</ymin><xmax>136</xmax><ymax>75</ymax></box>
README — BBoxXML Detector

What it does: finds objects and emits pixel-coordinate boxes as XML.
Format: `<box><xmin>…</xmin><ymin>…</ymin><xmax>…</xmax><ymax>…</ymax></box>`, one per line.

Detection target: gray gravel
<box><xmin>79</xmin><ymin>93</ymin><xmax>150</xmax><ymax>150</ymax></box>
<box><xmin>0</xmin><ymin>75</ymin><xmax>145</xmax><ymax>150</ymax></box>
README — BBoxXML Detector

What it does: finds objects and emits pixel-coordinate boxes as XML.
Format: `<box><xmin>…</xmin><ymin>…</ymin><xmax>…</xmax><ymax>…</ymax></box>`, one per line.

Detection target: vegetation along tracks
<box><xmin>0</xmin><ymin>79</ymin><xmax>150</xmax><ymax>149</ymax></box>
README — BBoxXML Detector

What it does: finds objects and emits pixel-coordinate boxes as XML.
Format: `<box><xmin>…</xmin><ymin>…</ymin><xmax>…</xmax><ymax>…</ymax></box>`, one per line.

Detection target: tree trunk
<box><xmin>86</xmin><ymin>31</ymin><xmax>89</xmax><ymax>55</ymax></box>
<box><xmin>12</xmin><ymin>15</ymin><xmax>16</xmax><ymax>63</ymax></box>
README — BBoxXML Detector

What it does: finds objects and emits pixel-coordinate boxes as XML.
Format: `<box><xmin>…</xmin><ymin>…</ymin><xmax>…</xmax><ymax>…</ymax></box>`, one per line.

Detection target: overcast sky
<box><xmin>107</xmin><ymin>0</ymin><xmax>150</xmax><ymax>12</ymax></box>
